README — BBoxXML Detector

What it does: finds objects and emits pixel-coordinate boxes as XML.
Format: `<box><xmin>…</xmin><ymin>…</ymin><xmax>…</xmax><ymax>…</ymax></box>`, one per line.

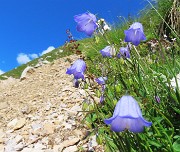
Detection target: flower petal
<box><xmin>100</xmin><ymin>46</ymin><xmax>114</xmax><ymax>57</ymax></box>
<box><xmin>74</xmin><ymin>72</ymin><xmax>84</xmax><ymax>79</ymax></box>
<box><xmin>110</xmin><ymin>117</ymin><xmax>127</xmax><ymax>132</ymax></box>
<box><xmin>124</xmin><ymin>22</ymin><xmax>146</xmax><ymax>46</ymax></box>
<box><xmin>74</xmin><ymin>12</ymin><xmax>90</xmax><ymax>22</ymax></box>
<box><xmin>66</xmin><ymin>59</ymin><xmax>86</xmax><ymax>80</ymax></box>
<box><xmin>104</xmin><ymin>95</ymin><xmax>152</xmax><ymax>133</ymax></box>
<box><xmin>95</xmin><ymin>77</ymin><xmax>107</xmax><ymax>85</ymax></box>
<box><xmin>74</xmin><ymin>12</ymin><xmax>97</xmax><ymax>36</ymax></box>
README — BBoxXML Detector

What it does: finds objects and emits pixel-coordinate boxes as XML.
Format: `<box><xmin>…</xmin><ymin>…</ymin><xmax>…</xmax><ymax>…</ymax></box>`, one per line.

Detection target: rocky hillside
<box><xmin>0</xmin><ymin>55</ymin><xmax>103</xmax><ymax>152</ymax></box>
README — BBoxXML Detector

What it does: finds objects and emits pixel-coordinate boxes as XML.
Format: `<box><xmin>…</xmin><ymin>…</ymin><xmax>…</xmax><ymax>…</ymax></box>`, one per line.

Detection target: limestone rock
<box><xmin>13</xmin><ymin>118</ymin><xmax>26</xmax><ymax>130</ymax></box>
<box><xmin>0</xmin><ymin>102</ymin><xmax>8</xmax><ymax>110</ymax></box>
<box><xmin>63</xmin><ymin>145</ymin><xmax>78</xmax><ymax>152</ymax></box>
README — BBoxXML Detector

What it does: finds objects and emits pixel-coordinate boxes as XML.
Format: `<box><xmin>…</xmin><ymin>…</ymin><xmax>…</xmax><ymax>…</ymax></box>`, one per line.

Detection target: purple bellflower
<box><xmin>73</xmin><ymin>79</ymin><xmax>79</xmax><ymax>88</ymax></box>
<box><xmin>66</xmin><ymin>59</ymin><xmax>86</xmax><ymax>80</ymax></box>
<box><xmin>154</xmin><ymin>96</ymin><xmax>160</xmax><ymax>103</ymax></box>
<box><xmin>124</xmin><ymin>22</ymin><xmax>146</xmax><ymax>46</ymax></box>
<box><xmin>104</xmin><ymin>95</ymin><xmax>152</xmax><ymax>133</ymax></box>
<box><xmin>100</xmin><ymin>46</ymin><xmax>116</xmax><ymax>58</ymax></box>
<box><xmin>95</xmin><ymin>77</ymin><xmax>107</xmax><ymax>85</ymax></box>
<box><xmin>100</xmin><ymin>95</ymin><xmax>104</xmax><ymax>103</ymax></box>
<box><xmin>74</xmin><ymin>12</ymin><xmax>98</xmax><ymax>36</ymax></box>
<box><xmin>95</xmin><ymin>76</ymin><xmax>107</xmax><ymax>91</ymax></box>
<box><xmin>117</xmin><ymin>46</ymin><xmax>130</xmax><ymax>59</ymax></box>
<box><xmin>96</xmin><ymin>77</ymin><xmax>107</xmax><ymax>103</ymax></box>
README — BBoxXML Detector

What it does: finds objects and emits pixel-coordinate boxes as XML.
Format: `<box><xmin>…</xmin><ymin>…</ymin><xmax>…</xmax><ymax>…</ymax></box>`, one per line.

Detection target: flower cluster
<box><xmin>66</xmin><ymin>12</ymin><xmax>152</xmax><ymax>133</ymax></box>
<box><xmin>97</xmin><ymin>23</ymin><xmax>146</xmax><ymax>59</ymax></box>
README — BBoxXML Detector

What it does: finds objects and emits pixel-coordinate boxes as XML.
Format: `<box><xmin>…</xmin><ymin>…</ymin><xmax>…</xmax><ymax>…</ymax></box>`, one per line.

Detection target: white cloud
<box><xmin>41</xmin><ymin>46</ymin><xmax>55</xmax><ymax>55</ymax></box>
<box><xmin>17</xmin><ymin>53</ymin><xmax>31</xmax><ymax>64</ymax></box>
<box><xmin>0</xmin><ymin>69</ymin><xmax>5</xmax><ymax>75</ymax></box>
<box><xmin>16</xmin><ymin>46</ymin><xmax>55</xmax><ymax>65</ymax></box>
<box><xmin>16</xmin><ymin>53</ymin><xmax>39</xmax><ymax>65</ymax></box>
<box><xmin>29</xmin><ymin>53</ymin><xmax>38</xmax><ymax>59</ymax></box>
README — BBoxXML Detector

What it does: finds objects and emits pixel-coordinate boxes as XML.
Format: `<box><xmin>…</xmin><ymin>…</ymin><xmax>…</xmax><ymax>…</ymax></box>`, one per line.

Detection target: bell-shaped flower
<box><xmin>95</xmin><ymin>77</ymin><xmax>107</xmax><ymax>85</ymax></box>
<box><xmin>100</xmin><ymin>95</ymin><xmax>104</xmax><ymax>103</ymax></box>
<box><xmin>96</xmin><ymin>77</ymin><xmax>107</xmax><ymax>103</ymax></box>
<box><xmin>74</xmin><ymin>12</ymin><xmax>98</xmax><ymax>36</ymax></box>
<box><xmin>100</xmin><ymin>46</ymin><xmax>116</xmax><ymax>57</ymax></box>
<box><xmin>66</xmin><ymin>59</ymin><xmax>86</xmax><ymax>80</ymax></box>
<box><xmin>154</xmin><ymin>96</ymin><xmax>160</xmax><ymax>103</ymax></box>
<box><xmin>124</xmin><ymin>22</ymin><xmax>146</xmax><ymax>46</ymax></box>
<box><xmin>104</xmin><ymin>95</ymin><xmax>152</xmax><ymax>133</ymax></box>
<box><xmin>117</xmin><ymin>46</ymin><xmax>130</xmax><ymax>59</ymax></box>
<box><xmin>73</xmin><ymin>79</ymin><xmax>79</xmax><ymax>88</ymax></box>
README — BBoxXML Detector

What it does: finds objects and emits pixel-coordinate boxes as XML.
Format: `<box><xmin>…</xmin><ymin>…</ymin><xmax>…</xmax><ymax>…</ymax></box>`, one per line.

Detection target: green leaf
<box><xmin>174</xmin><ymin>135</ymin><xmax>180</xmax><ymax>139</ymax></box>
<box><xmin>92</xmin><ymin>114</ymin><xmax>97</xmax><ymax>122</ymax></box>
<box><xmin>173</xmin><ymin>138</ymin><xmax>180</xmax><ymax>152</ymax></box>
<box><xmin>148</xmin><ymin>140</ymin><xmax>162</xmax><ymax>148</ymax></box>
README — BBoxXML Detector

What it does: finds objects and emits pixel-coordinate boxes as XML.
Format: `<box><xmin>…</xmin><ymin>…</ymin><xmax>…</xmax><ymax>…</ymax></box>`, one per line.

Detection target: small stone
<box><xmin>13</xmin><ymin>118</ymin><xmax>26</xmax><ymax>130</ymax></box>
<box><xmin>72</xmin><ymin>129</ymin><xmax>85</xmax><ymax>139</ymax></box>
<box><xmin>62</xmin><ymin>122</ymin><xmax>72</xmax><ymax>129</ymax></box>
<box><xmin>53</xmin><ymin>120</ymin><xmax>60</xmax><ymax>125</ymax></box>
<box><xmin>88</xmin><ymin>135</ymin><xmax>98</xmax><ymax>151</ymax></box>
<box><xmin>53</xmin><ymin>145</ymin><xmax>61</xmax><ymax>152</ymax></box>
<box><xmin>7</xmin><ymin>118</ymin><xmax>18</xmax><ymax>128</ymax></box>
<box><xmin>45</xmin><ymin>102</ymin><xmax>52</xmax><ymax>111</ymax></box>
<box><xmin>34</xmin><ymin>143</ymin><xmax>46</xmax><ymax>150</ymax></box>
<box><xmin>20</xmin><ymin>66</ymin><xmax>35</xmax><ymax>81</ymax></box>
<box><xmin>21</xmin><ymin>148</ymin><xmax>44</xmax><ymax>152</ymax></box>
<box><xmin>14</xmin><ymin>142</ymin><xmax>24</xmax><ymax>151</ymax></box>
<box><xmin>0</xmin><ymin>144</ymin><xmax>4</xmax><ymax>152</ymax></box>
<box><xmin>21</xmin><ymin>148</ymin><xmax>33</xmax><ymax>152</ymax></box>
<box><xmin>51</xmin><ymin>112</ymin><xmax>58</xmax><ymax>118</ymax></box>
<box><xmin>31</xmin><ymin>123</ymin><xmax>42</xmax><ymax>132</ymax></box>
<box><xmin>0</xmin><ymin>138</ymin><xmax>4</xmax><ymax>144</ymax></box>
<box><xmin>0</xmin><ymin>130</ymin><xmax>4</xmax><ymax>137</ymax></box>
<box><xmin>43</xmin><ymin>123</ymin><xmax>55</xmax><ymax>134</ymax></box>
<box><xmin>63</xmin><ymin>145</ymin><xmax>78</xmax><ymax>152</ymax></box>
<box><xmin>0</xmin><ymin>102</ymin><xmax>8</xmax><ymax>110</ymax></box>
<box><xmin>14</xmin><ymin>135</ymin><xmax>23</xmax><ymax>144</ymax></box>
<box><xmin>60</xmin><ymin>138</ymin><xmax>79</xmax><ymax>148</ymax></box>
<box><xmin>21</xmin><ymin>106</ymin><xmax>31</xmax><ymax>114</ymax></box>
<box><xmin>79</xmin><ymin>89</ymin><xmax>86</xmax><ymax>96</ymax></box>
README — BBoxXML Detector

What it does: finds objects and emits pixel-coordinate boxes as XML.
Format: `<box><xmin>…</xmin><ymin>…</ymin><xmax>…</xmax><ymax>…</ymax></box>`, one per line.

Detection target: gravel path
<box><xmin>0</xmin><ymin>55</ymin><xmax>103</xmax><ymax>152</ymax></box>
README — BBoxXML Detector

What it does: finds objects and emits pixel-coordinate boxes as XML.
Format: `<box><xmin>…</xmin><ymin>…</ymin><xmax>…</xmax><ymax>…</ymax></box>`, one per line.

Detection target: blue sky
<box><xmin>0</xmin><ymin>0</ymin><xmax>148</xmax><ymax>74</ymax></box>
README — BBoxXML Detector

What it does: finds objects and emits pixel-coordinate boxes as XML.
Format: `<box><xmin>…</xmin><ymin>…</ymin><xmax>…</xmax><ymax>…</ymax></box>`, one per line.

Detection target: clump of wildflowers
<box><xmin>66</xmin><ymin>59</ymin><xmax>86</xmax><ymax>80</ymax></box>
<box><xmin>100</xmin><ymin>45</ymin><xmax>116</xmax><ymax>58</ymax></box>
<box><xmin>104</xmin><ymin>95</ymin><xmax>152</xmax><ymax>133</ymax></box>
<box><xmin>124</xmin><ymin>22</ymin><xmax>146</xmax><ymax>46</ymax></box>
<box><xmin>74</xmin><ymin>12</ymin><xmax>98</xmax><ymax>36</ymax></box>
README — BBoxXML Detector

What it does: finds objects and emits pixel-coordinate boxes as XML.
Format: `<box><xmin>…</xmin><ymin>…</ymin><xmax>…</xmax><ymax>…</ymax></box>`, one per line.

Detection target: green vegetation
<box><xmin>80</xmin><ymin>0</ymin><xmax>180</xmax><ymax>151</ymax></box>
